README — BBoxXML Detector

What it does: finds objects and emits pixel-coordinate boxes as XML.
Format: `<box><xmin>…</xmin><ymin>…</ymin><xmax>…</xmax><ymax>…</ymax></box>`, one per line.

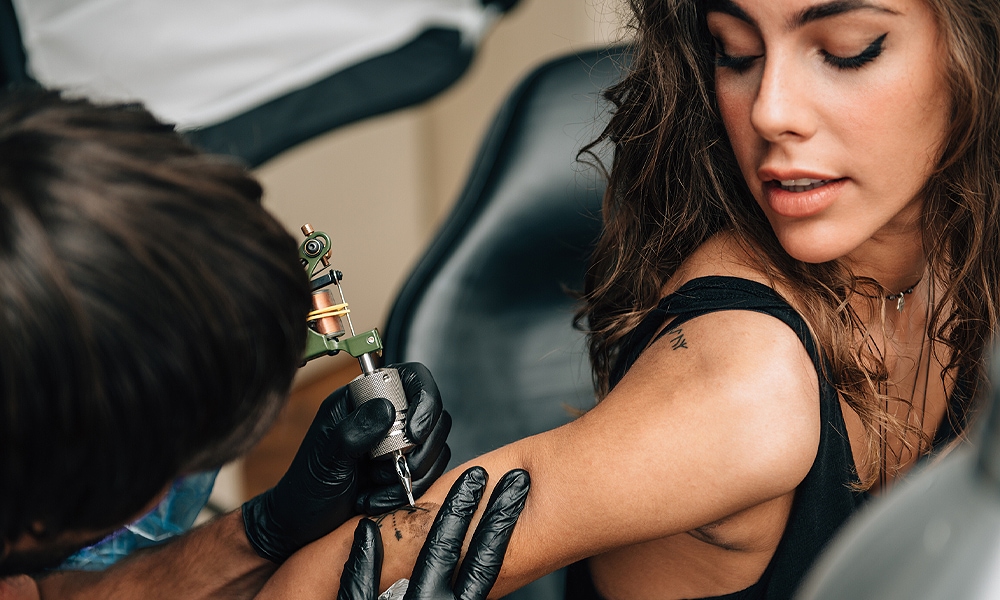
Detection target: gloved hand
<box><xmin>337</xmin><ymin>466</ymin><xmax>531</xmax><ymax>600</ymax></box>
<box><xmin>243</xmin><ymin>362</ymin><xmax>452</xmax><ymax>563</ymax></box>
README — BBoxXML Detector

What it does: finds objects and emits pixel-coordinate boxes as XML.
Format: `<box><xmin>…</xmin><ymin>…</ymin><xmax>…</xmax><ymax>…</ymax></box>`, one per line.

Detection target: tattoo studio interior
<box><xmin>3</xmin><ymin>0</ymin><xmax>1000</xmax><ymax>599</ymax></box>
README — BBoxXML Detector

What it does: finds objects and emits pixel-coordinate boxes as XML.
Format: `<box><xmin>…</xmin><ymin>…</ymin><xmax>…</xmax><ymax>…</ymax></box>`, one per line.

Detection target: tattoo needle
<box><xmin>395</xmin><ymin>451</ymin><xmax>416</xmax><ymax>507</ymax></box>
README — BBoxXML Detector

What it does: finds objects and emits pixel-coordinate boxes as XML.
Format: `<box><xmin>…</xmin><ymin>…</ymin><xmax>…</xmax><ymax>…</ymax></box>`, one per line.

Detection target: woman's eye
<box><xmin>712</xmin><ymin>39</ymin><xmax>762</xmax><ymax>73</ymax></box>
<box><xmin>822</xmin><ymin>33</ymin><xmax>888</xmax><ymax>70</ymax></box>
<box><xmin>715</xmin><ymin>50</ymin><xmax>761</xmax><ymax>72</ymax></box>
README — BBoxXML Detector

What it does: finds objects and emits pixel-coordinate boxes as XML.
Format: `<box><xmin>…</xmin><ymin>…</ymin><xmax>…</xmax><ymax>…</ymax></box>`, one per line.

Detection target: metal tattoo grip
<box><xmin>348</xmin><ymin>367</ymin><xmax>416</xmax><ymax>458</ymax></box>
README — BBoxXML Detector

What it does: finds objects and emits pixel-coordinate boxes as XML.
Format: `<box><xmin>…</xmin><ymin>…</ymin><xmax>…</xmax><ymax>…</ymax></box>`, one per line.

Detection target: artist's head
<box><xmin>0</xmin><ymin>88</ymin><xmax>310</xmax><ymax>573</ymax></box>
<box><xmin>583</xmin><ymin>0</ymin><xmax>1000</xmax><ymax>484</ymax></box>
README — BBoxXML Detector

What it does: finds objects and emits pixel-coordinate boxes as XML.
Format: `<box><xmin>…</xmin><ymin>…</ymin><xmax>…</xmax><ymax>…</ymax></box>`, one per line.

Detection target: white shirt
<box><xmin>13</xmin><ymin>0</ymin><xmax>495</xmax><ymax>129</ymax></box>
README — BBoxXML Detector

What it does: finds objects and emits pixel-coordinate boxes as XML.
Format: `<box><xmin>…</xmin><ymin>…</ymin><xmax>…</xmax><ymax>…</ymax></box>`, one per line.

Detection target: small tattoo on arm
<box><xmin>667</xmin><ymin>326</ymin><xmax>688</xmax><ymax>350</ymax></box>
<box><xmin>373</xmin><ymin>504</ymin><xmax>431</xmax><ymax>542</ymax></box>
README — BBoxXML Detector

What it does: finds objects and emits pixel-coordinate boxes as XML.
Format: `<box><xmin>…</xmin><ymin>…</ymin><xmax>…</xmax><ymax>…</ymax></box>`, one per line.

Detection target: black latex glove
<box><xmin>337</xmin><ymin>466</ymin><xmax>531</xmax><ymax>600</ymax></box>
<box><xmin>243</xmin><ymin>362</ymin><xmax>452</xmax><ymax>563</ymax></box>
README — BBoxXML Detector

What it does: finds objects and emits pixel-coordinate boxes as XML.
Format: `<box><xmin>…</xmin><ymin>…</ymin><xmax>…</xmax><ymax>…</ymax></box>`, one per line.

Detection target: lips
<box><xmin>776</xmin><ymin>178</ymin><xmax>833</xmax><ymax>192</ymax></box>
<box><xmin>762</xmin><ymin>177</ymin><xmax>847</xmax><ymax>219</ymax></box>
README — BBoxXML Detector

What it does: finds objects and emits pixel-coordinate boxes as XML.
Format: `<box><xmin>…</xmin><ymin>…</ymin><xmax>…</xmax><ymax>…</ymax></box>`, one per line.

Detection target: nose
<box><xmin>750</xmin><ymin>52</ymin><xmax>817</xmax><ymax>143</ymax></box>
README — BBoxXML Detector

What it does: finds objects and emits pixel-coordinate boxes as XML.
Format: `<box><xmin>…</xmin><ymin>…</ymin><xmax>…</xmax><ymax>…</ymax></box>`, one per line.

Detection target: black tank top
<box><xmin>565</xmin><ymin>276</ymin><xmax>868</xmax><ymax>600</ymax></box>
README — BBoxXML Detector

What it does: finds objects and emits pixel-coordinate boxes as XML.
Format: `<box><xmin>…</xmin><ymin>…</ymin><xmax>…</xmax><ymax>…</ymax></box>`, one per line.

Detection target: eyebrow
<box><xmin>706</xmin><ymin>0</ymin><xmax>899</xmax><ymax>29</ymax></box>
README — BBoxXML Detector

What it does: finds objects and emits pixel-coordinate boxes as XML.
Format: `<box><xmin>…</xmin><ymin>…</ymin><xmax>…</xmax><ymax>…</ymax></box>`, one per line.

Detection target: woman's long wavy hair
<box><xmin>579</xmin><ymin>0</ymin><xmax>1000</xmax><ymax>489</ymax></box>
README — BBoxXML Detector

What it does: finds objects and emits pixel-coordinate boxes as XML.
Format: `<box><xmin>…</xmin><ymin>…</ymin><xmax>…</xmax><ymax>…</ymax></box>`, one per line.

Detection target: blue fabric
<box><xmin>58</xmin><ymin>470</ymin><xmax>218</xmax><ymax>571</ymax></box>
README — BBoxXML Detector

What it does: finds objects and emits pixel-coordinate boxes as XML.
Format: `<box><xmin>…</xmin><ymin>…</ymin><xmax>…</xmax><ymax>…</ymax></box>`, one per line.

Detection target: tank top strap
<box><xmin>611</xmin><ymin>276</ymin><xmax>823</xmax><ymax>389</ymax></box>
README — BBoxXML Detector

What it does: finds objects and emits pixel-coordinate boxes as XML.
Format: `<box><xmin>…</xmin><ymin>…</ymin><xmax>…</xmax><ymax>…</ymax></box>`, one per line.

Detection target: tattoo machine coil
<box><xmin>298</xmin><ymin>223</ymin><xmax>416</xmax><ymax>506</ymax></box>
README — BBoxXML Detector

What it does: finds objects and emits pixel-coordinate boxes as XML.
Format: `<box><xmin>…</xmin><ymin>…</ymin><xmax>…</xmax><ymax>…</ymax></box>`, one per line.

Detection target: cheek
<box><xmin>825</xmin><ymin>55</ymin><xmax>949</xmax><ymax>192</ymax></box>
<box><xmin>715</xmin><ymin>78</ymin><xmax>758</xmax><ymax>175</ymax></box>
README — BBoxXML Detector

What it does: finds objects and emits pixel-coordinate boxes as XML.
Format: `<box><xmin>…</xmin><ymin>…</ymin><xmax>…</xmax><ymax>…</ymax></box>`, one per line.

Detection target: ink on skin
<box><xmin>667</xmin><ymin>326</ymin><xmax>688</xmax><ymax>350</ymax></box>
<box><xmin>374</xmin><ymin>505</ymin><xmax>431</xmax><ymax>541</ymax></box>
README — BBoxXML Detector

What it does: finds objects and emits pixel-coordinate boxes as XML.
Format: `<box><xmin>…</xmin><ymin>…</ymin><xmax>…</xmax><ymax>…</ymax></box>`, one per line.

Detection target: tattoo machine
<box><xmin>298</xmin><ymin>223</ymin><xmax>417</xmax><ymax>507</ymax></box>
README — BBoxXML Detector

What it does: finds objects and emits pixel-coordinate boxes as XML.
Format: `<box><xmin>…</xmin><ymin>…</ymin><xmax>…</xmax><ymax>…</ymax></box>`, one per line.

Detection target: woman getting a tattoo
<box><xmin>259</xmin><ymin>0</ymin><xmax>1000</xmax><ymax>598</ymax></box>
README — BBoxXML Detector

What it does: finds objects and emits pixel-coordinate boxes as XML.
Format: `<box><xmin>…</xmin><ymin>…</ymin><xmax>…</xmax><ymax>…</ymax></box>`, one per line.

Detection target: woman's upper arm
<box><xmin>500</xmin><ymin>309</ymin><xmax>821</xmax><ymax>584</ymax></box>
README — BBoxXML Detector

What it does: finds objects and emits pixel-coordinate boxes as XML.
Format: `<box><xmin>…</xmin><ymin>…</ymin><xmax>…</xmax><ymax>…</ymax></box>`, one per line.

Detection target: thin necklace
<box><xmin>886</xmin><ymin>281</ymin><xmax>920</xmax><ymax>312</ymax></box>
<box><xmin>879</xmin><ymin>277</ymin><xmax>933</xmax><ymax>491</ymax></box>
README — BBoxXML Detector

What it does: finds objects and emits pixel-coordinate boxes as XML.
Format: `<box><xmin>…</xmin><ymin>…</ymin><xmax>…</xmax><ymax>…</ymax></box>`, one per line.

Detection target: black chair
<box><xmin>383</xmin><ymin>46</ymin><xmax>627</xmax><ymax>600</ymax></box>
<box><xmin>0</xmin><ymin>0</ymin><xmax>29</xmax><ymax>87</ymax></box>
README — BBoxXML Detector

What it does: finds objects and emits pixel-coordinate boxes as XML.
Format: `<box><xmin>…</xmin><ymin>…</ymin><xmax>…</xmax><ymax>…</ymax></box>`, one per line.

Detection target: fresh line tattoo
<box><xmin>373</xmin><ymin>504</ymin><xmax>432</xmax><ymax>541</ymax></box>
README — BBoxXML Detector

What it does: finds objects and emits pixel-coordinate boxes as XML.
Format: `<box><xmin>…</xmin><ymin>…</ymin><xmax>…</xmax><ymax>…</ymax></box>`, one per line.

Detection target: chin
<box><xmin>772</xmin><ymin>229</ymin><xmax>859</xmax><ymax>265</ymax></box>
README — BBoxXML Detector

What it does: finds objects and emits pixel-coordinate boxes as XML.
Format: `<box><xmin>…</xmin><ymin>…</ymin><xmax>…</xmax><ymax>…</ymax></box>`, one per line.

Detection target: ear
<box><xmin>27</xmin><ymin>522</ymin><xmax>53</xmax><ymax>541</ymax></box>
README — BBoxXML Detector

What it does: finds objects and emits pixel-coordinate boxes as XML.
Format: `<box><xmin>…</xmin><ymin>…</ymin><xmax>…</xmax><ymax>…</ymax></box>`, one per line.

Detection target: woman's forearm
<box><xmin>257</xmin><ymin>443</ymin><xmax>545</xmax><ymax>598</ymax></box>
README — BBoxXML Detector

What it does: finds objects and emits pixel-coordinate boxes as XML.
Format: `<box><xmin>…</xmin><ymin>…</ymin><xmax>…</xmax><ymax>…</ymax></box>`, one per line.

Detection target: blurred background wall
<box><xmin>208</xmin><ymin>0</ymin><xmax>627</xmax><ymax>508</ymax></box>
<box><xmin>257</xmin><ymin>0</ymin><xmax>625</xmax><ymax>380</ymax></box>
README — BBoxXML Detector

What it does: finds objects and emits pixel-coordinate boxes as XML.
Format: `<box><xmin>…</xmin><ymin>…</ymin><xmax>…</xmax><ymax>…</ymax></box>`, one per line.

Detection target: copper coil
<box><xmin>310</xmin><ymin>290</ymin><xmax>345</xmax><ymax>337</ymax></box>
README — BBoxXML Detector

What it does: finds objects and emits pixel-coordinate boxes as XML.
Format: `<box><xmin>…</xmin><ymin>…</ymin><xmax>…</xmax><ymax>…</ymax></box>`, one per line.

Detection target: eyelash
<box><xmin>714</xmin><ymin>50</ymin><xmax>759</xmax><ymax>72</ymax></box>
<box><xmin>822</xmin><ymin>33</ymin><xmax>888</xmax><ymax>69</ymax></box>
<box><xmin>713</xmin><ymin>33</ymin><xmax>888</xmax><ymax>73</ymax></box>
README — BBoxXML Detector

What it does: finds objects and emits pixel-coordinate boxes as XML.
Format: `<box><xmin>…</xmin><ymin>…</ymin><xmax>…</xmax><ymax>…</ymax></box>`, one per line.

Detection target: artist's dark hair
<box><xmin>580</xmin><ymin>0</ymin><xmax>1000</xmax><ymax>488</ymax></box>
<box><xmin>0</xmin><ymin>88</ymin><xmax>310</xmax><ymax>543</ymax></box>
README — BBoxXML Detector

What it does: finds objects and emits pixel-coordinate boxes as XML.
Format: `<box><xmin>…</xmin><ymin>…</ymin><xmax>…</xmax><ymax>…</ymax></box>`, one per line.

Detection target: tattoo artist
<box><xmin>0</xmin><ymin>89</ymin><xmax>462</xmax><ymax>598</ymax></box>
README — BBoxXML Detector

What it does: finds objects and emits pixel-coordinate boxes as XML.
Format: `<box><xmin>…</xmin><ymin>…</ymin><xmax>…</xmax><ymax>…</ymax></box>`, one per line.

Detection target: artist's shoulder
<box><xmin>0</xmin><ymin>576</ymin><xmax>40</xmax><ymax>600</ymax></box>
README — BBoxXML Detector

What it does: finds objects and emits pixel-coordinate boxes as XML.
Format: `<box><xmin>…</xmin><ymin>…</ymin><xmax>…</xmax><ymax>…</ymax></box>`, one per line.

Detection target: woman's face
<box><xmin>707</xmin><ymin>0</ymin><xmax>950</xmax><ymax>266</ymax></box>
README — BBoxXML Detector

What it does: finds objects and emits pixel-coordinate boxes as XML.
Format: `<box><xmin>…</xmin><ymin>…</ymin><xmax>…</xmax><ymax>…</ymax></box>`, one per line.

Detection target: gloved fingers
<box><xmin>314</xmin><ymin>385</ymin><xmax>354</xmax><ymax>430</ymax></box>
<box><xmin>337</xmin><ymin>519</ymin><xmax>383</xmax><ymax>600</ymax></box>
<box><xmin>242</xmin><ymin>392</ymin><xmax>396</xmax><ymax>565</ymax></box>
<box><xmin>454</xmin><ymin>469</ymin><xmax>530</xmax><ymax>600</ymax></box>
<box><xmin>405</xmin><ymin>467</ymin><xmax>488</xmax><ymax>598</ymax></box>
<box><xmin>404</xmin><ymin>411</ymin><xmax>452</xmax><ymax>481</ymax></box>
<box><xmin>391</xmin><ymin>362</ymin><xmax>443</xmax><ymax>443</ymax></box>
<box><xmin>328</xmin><ymin>397</ymin><xmax>396</xmax><ymax>460</ymax></box>
<box><xmin>367</xmin><ymin>412</ymin><xmax>451</xmax><ymax>486</ymax></box>
<box><xmin>357</xmin><ymin>445</ymin><xmax>452</xmax><ymax>514</ymax></box>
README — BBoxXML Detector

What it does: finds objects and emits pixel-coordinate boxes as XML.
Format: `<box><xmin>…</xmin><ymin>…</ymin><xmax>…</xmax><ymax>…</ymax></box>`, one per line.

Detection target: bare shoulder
<box><xmin>664</xmin><ymin>231</ymin><xmax>774</xmax><ymax>295</ymax></box>
<box><xmin>648</xmin><ymin>230</ymin><xmax>820</xmax><ymax>482</ymax></box>
<box><xmin>582</xmin><ymin>298</ymin><xmax>821</xmax><ymax>524</ymax></box>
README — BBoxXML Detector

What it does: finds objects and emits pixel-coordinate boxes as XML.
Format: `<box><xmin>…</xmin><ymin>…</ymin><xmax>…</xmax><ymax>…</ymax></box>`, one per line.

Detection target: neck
<box><xmin>842</xmin><ymin>229</ymin><xmax>929</xmax><ymax>330</ymax></box>
<box><xmin>844</xmin><ymin>229</ymin><xmax>926</xmax><ymax>295</ymax></box>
